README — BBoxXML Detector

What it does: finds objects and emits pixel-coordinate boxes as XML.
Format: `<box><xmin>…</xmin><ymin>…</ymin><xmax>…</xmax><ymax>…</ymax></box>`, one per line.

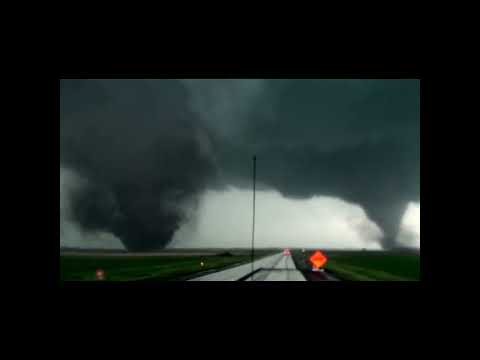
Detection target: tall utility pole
<box><xmin>251</xmin><ymin>155</ymin><xmax>256</xmax><ymax>280</ymax></box>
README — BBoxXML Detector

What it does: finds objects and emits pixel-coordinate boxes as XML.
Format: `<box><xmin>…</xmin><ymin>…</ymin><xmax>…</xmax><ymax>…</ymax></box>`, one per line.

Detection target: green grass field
<box><xmin>60</xmin><ymin>254</ymin><xmax>255</xmax><ymax>281</ymax></box>
<box><xmin>61</xmin><ymin>249</ymin><xmax>420</xmax><ymax>281</ymax></box>
<box><xmin>292</xmin><ymin>250</ymin><xmax>420</xmax><ymax>281</ymax></box>
<box><xmin>60</xmin><ymin>251</ymin><xmax>275</xmax><ymax>281</ymax></box>
<box><xmin>326</xmin><ymin>252</ymin><xmax>420</xmax><ymax>281</ymax></box>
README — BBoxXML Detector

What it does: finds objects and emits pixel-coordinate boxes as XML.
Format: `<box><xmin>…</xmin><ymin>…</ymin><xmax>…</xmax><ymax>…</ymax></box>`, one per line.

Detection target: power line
<box><xmin>251</xmin><ymin>155</ymin><xmax>256</xmax><ymax>281</ymax></box>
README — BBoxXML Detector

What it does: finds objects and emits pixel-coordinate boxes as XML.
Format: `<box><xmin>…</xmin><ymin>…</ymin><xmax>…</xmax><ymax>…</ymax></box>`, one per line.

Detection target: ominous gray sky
<box><xmin>170</xmin><ymin>187</ymin><xmax>420</xmax><ymax>250</ymax></box>
<box><xmin>60</xmin><ymin>79</ymin><xmax>420</xmax><ymax>251</ymax></box>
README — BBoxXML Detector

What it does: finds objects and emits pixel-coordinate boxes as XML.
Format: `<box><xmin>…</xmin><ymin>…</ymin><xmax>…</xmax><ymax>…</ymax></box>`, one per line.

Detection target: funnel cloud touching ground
<box><xmin>60</xmin><ymin>79</ymin><xmax>420</xmax><ymax>250</ymax></box>
<box><xmin>397</xmin><ymin>202</ymin><xmax>420</xmax><ymax>248</ymax></box>
<box><xmin>60</xmin><ymin>80</ymin><xmax>216</xmax><ymax>251</ymax></box>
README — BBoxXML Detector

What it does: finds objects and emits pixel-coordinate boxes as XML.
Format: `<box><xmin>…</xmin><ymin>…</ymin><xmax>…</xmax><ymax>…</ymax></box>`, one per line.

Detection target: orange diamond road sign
<box><xmin>309</xmin><ymin>251</ymin><xmax>327</xmax><ymax>270</ymax></box>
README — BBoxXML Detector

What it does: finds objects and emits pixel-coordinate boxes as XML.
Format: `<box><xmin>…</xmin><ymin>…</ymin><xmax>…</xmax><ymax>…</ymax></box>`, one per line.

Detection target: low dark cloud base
<box><xmin>60</xmin><ymin>79</ymin><xmax>419</xmax><ymax>250</ymax></box>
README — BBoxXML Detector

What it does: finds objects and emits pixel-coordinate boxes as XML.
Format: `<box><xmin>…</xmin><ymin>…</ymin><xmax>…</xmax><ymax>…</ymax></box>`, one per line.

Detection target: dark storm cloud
<box><xmin>60</xmin><ymin>79</ymin><xmax>217</xmax><ymax>251</ymax></box>
<box><xmin>184</xmin><ymin>79</ymin><xmax>420</xmax><ymax>248</ymax></box>
<box><xmin>60</xmin><ymin>79</ymin><xmax>419</xmax><ymax>250</ymax></box>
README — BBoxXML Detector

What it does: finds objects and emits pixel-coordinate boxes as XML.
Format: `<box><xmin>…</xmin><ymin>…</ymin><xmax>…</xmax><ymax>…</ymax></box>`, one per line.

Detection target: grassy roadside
<box><xmin>60</xmin><ymin>252</ymin><xmax>272</xmax><ymax>281</ymax></box>
<box><xmin>326</xmin><ymin>260</ymin><xmax>415</xmax><ymax>281</ymax></box>
<box><xmin>292</xmin><ymin>250</ymin><xmax>420</xmax><ymax>281</ymax></box>
<box><xmin>326</xmin><ymin>252</ymin><xmax>420</xmax><ymax>280</ymax></box>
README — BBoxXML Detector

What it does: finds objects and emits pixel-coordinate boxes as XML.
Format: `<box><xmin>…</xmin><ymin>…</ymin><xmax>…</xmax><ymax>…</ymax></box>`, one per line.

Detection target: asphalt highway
<box><xmin>190</xmin><ymin>252</ymin><xmax>306</xmax><ymax>281</ymax></box>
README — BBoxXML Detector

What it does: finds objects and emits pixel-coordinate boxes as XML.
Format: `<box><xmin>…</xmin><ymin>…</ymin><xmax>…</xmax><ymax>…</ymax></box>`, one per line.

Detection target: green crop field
<box><xmin>292</xmin><ymin>250</ymin><xmax>420</xmax><ymax>281</ymax></box>
<box><xmin>60</xmin><ymin>253</ymin><xmax>263</xmax><ymax>281</ymax></box>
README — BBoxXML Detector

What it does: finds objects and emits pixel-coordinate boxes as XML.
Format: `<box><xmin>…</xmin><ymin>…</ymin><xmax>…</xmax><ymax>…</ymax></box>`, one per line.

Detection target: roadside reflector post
<box><xmin>96</xmin><ymin>269</ymin><xmax>105</xmax><ymax>281</ymax></box>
